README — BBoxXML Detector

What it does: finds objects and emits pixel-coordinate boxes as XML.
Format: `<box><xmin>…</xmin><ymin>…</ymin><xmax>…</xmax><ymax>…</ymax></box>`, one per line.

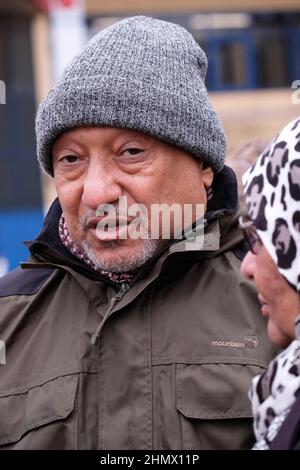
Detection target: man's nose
<box><xmin>241</xmin><ymin>250</ymin><xmax>256</xmax><ymax>281</ymax></box>
<box><xmin>82</xmin><ymin>162</ymin><xmax>122</xmax><ymax>210</ymax></box>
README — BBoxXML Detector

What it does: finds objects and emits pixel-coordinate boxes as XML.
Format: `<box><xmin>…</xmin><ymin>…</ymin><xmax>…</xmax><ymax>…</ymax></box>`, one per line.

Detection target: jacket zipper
<box><xmin>90</xmin><ymin>282</ymin><xmax>130</xmax><ymax>346</ymax></box>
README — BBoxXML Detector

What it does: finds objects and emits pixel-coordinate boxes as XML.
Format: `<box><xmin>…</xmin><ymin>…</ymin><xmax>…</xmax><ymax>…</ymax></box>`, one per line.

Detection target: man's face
<box><xmin>241</xmin><ymin>246</ymin><xmax>300</xmax><ymax>347</ymax></box>
<box><xmin>52</xmin><ymin>127</ymin><xmax>213</xmax><ymax>272</ymax></box>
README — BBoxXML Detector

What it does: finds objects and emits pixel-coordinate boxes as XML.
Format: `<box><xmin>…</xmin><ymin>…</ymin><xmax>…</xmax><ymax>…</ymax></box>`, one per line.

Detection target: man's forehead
<box><xmin>53</xmin><ymin>126</ymin><xmax>158</xmax><ymax>148</ymax></box>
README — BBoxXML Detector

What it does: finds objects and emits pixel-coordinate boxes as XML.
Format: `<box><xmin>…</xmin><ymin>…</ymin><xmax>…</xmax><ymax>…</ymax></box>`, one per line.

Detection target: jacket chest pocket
<box><xmin>175</xmin><ymin>362</ymin><xmax>264</xmax><ymax>450</ymax></box>
<box><xmin>0</xmin><ymin>374</ymin><xmax>78</xmax><ymax>449</ymax></box>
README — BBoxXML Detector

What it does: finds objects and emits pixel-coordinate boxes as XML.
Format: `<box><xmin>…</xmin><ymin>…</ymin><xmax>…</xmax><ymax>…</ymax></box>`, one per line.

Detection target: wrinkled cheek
<box><xmin>60</xmin><ymin>200</ymin><xmax>82</xmax><ymax>243</ymax></box>
<box><xmin>66</xmin><ymin>214</ymin><xmax>82</xmax><ymax>242</ymax></box>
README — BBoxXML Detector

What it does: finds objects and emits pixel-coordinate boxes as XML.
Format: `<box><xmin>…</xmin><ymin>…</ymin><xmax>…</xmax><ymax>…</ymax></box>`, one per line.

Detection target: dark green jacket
<box><xmin>0</xmin><ymin>173</ymin><xmax>276</xmax><ymax>450</ymax></box>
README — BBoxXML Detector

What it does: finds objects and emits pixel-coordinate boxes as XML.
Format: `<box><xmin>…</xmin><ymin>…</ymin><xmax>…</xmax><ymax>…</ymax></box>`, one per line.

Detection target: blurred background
<box><xmin>0</xmin><ymin>0</ymin><xmax>299</xmax><ymax>274</ymax></box>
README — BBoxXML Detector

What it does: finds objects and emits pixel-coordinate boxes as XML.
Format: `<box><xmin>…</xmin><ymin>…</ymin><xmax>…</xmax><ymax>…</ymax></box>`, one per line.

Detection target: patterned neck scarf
<box><xmin>250</xmin><ymin>339</ymin><xmax>300</xmax><ymax>450</ymax></box>
<box><xmin>58</xmin><ymin>214</ymin><xmax>135</xmax><ymax>284</ymax></box>
<box><xmin>243</xmin><ymin>116</ymin><xmax>300</xmax><ymax>293</ymax></box>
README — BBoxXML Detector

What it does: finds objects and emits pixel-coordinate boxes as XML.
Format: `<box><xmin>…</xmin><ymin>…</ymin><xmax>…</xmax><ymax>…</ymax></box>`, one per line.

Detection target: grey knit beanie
<box><xmin>36</xmin><ymin>16</ymin><xmax>226</xmax><ymax>176</ymax></box>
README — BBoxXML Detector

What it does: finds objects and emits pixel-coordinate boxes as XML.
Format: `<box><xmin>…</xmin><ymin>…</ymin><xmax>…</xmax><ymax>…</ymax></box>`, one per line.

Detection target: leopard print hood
<box><xmin>243</xmin><ymin>117</ymin><xmax>300</xmax><ymax>292</ymax></box>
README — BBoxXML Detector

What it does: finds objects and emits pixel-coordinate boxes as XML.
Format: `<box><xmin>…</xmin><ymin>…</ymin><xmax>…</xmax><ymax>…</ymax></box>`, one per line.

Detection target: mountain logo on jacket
<box><xmin>211</xmin><ymin>335</ymin><xmax>259</xmax><ymax>349</ymax></box>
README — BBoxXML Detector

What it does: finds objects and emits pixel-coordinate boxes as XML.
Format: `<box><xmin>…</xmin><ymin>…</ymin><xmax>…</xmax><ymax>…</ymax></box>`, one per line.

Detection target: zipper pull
<box><xmin>90</xmin><ymin>282</ymin><xmax>130</xmax><ymax>346</ymax></box>
<box><xmin>114</xmin><ymin>282</ymin><xmax>130</xmax><ymax>300</ymax></box>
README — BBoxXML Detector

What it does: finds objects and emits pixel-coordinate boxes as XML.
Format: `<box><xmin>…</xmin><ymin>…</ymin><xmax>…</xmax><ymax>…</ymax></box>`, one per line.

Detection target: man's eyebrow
<box><xmin>52</xmin><ymin>142</ymin><xmax>85</xmax><ymax>155</ymax></box>
<box><xmin>115</xmin><ymin>129</ymin><xmax>153</xmax><ymax>142</ymax></box>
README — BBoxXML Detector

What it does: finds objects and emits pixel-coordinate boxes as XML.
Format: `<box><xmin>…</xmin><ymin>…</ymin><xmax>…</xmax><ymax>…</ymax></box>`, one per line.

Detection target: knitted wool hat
<box><xmin>36</xmin><ymin>16</ymin><xmax>226</xmax><ymax>176</ymax></box>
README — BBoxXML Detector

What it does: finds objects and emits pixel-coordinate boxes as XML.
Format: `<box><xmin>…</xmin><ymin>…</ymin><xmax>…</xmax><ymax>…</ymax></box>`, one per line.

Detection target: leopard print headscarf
<box><xmin>243</xmin><ymin>117</ymin><xmax>300</xmax><ymax>292</ymax></box>
<box><xmin>250</xmin><ymin>338</ymin><xmax>300</xmax><ymax>449</ymax></box>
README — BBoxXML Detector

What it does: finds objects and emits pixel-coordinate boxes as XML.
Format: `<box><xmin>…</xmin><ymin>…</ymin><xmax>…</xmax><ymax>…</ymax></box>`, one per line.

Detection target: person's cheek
<box><xmin>267</xmin><ymin>318</ymin><xmax>291</xmax><ymax>348</ymax></box>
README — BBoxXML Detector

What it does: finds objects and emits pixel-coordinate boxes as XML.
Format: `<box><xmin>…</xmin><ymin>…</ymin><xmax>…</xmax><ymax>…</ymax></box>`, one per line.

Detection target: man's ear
<box><xmin>202</xmin><ymin>165</ymin><xmax>214</xmax><ymax>189</ymax></box>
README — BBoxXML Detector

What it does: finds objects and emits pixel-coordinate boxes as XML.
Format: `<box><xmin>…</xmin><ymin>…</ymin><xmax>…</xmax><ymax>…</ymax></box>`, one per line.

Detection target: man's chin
<box><xmin>80</xmin><ymin>238</ymin><xmax>162</xmax><ymax>273</ymax></box>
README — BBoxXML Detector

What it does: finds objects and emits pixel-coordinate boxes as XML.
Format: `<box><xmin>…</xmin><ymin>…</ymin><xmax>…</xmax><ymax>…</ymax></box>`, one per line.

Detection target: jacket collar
<box><xmin>206</xmin><ymin>164</ymin><xmax>238</xmax><ymax>220</ymax></box>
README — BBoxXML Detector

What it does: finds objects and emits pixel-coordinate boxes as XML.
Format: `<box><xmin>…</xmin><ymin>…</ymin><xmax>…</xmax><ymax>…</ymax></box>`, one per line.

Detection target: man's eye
<box><xmin>122</xmin><ymin>148</ymin><xmax>143</xmax><ymax>156</ymax></box>
<box><xmin>60</xmin><ymin>155</ymin><xmax>79</xmax><ymax>164</ymax></box>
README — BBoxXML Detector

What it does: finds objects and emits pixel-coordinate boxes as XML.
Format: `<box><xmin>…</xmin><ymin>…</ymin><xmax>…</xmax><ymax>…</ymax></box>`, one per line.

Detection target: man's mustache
<box><xmin>79</xmin><ymin>208</ymin><xmax>143</xmax><ymax>230</ymax></box>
